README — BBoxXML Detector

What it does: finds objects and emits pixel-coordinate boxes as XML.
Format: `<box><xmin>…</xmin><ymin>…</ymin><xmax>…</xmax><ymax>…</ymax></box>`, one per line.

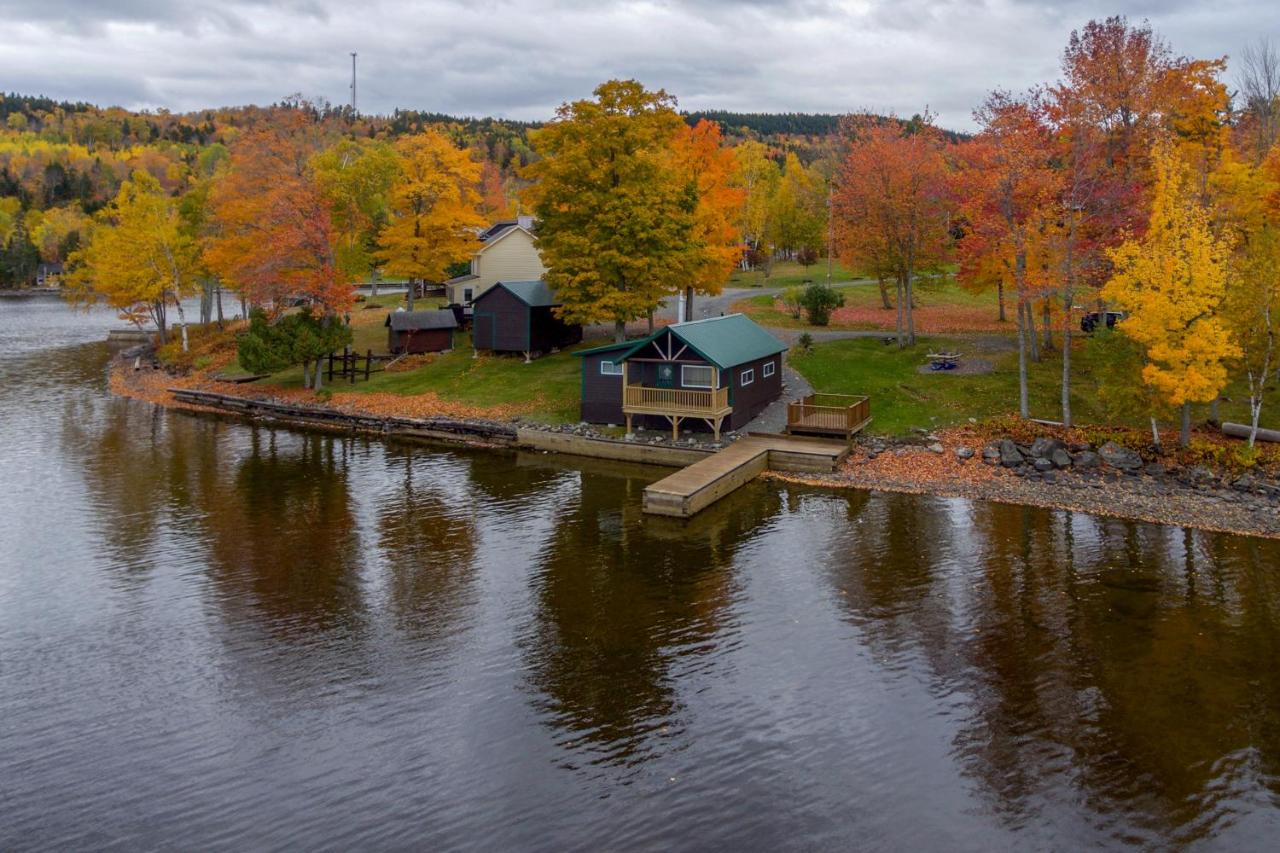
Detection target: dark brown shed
<box><xmin>385</xmin><ymin>309</ymin><xmax>458</xmax><ymax>354</ymax></box>
<box><xmin>471</xmin><ymin>280</ymin><xmax>582</xmax><ymax>357</ymax></box>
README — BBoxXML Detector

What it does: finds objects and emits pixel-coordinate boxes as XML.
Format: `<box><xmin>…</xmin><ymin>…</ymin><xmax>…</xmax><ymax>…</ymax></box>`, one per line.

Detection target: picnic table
<box><xmin>927</xmin><ymin>352</ymin><xmax>962</xmax><ymax>371</ymax></box>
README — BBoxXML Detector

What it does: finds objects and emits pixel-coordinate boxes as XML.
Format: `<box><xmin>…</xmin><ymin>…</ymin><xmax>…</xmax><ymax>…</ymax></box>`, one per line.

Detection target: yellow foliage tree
<box><xmin>376</xmin><ymin>130</ymin><xmax>485</xmax><ymax>310</ymax></box>
<box><xmin>1103</xmin><ymin>141</ymin><xmax>1239</xmax><ymax>445</ymax></box>
<box><xmin>67</xmin><ymin>170</ymin><xmax>200</xmax><ymax>349</ymax></box>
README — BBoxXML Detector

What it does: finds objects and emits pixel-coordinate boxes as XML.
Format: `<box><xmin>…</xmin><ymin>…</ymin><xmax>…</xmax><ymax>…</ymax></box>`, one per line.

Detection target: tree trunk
<box><xmin>1209</xmin><ymin>398</ymin><xmax>1220</xmax><ymax>425</ymax></box>
<box><xmin>407</xmin><ymin>278</ymin><xmax>416</xmax><ymax>311</ymax></box>
<box><xmin>153</xmin><ymin>299</ymin><xmax>168</xmax><ymax>345</ymax></box>
<box><xmin>614</xmin><ymin>319</ymin><xmax>626</xmax><ymax>344</ymax></box>
<box><xmin>997</xmin><ymin>280</ymin><xmax>1006</xmax><ymax>322</ymax></box>
<box><xmin>1180</xmin><ymin>401</ymin><xmax>1191</xmax><ymax>448</ymax></box>
<box><xmin>1061</xmin><ymin>294</ymin><xmax>1073</xmax><ymax>428</ymax></box>
<box><xmin>1041</xmin><ymin>299</ymin><xmax>1053</xmax><ymax>351</ymax></box>
<box><xmin>647</xmin><ymin>309</ymin><xmax>654</xmax><ymax>334</ymax></box>
<box><xmin>895</xmin><ymin>275</ymin><xmax>905</xmax><ymax>349</ymax></box>
<box><xmin>171</xmin><ymin>293</ymin><xmax>190</xmax><ymax>353</ymax></box>
<box><xmin>684</xmin><ymin>286</ymin><xmax>695</xmax><ymax>322</ymax></box>
<box><xmin>215</xmin><ymin>284</ymin><xmax>224</xmax><ymax>329</ymax></box>
<box><xmin>240</xmin><ymin>296</ymin><xmax>247</xmax><ymax>321</ymax></box>
<box><xmin>879</xmin><ymin>277</ymin><xmax>892</xmax><ymax>310</ymax></box>
<box><xmin>314</xmin><ymin>359</ymin><xmax>323</xmax><ymax>392</ymax></box>
<box><xmin>1024</xmin><ymin>300</ymin><xmax>1040</xmax><ymax>363</ymax></box>
<box><xmin>1151</xmin><ymin>417</ymin><xmax>1162</xmax><ymax>450</ymax></box>
<box><xmin>1017</xmin><ymin>296</ymin><xmax>1029</xmax><ymax>419</ymax></box>
<box><xmin>904</xmin><ymin>268</ymin><xmax>916</xmax><ymax>347</ymax></box>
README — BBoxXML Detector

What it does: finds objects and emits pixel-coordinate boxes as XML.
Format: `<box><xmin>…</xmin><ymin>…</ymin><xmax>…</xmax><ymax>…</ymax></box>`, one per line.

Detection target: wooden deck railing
<box><xmin>624</xmin><ymin>384</ymin><xmax>731</xmax><ymax>415</ymax></box>
<box><xmin>786</xmin><ymin>394</ymin><xmax>871</xmax><ymax>438</ymax></box>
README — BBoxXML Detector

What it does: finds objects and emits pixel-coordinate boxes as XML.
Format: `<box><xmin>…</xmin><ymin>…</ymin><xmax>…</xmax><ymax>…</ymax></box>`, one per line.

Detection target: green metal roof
<box><xmin>619</xmin><ymin>314</ymin><xmax>787</xmax><ymax>369</ymax></box>
<box><xmin>491</xmin><ymin>279</ymin><xmax>558</xmax><ymax>307</ymax></box>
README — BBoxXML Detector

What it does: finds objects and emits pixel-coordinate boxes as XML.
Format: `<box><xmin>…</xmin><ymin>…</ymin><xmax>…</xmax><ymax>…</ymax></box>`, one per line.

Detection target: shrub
<box><xmin>796</xmin><ymin>332</ymin><xmax>814</xmax><ymax>353</ymax></box>
<box><xmin>797</xmin><ymin>246</ymin><xmax>819</xmax><ymax>267</ymax></box>
<box><xmin>781</xmin><ymin>286</ymin><xmax>804</xmax><ymax>319</ymax></box>
<box><xmin>799</xmin><ymin>282</ymin><xmax>845</xmax><ymax>326</ymax></box>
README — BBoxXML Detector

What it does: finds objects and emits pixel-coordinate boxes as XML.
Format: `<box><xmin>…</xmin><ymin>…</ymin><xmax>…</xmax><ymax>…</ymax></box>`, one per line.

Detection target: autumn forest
<box><xmin>3</xmin><ymin>16</ymin><xmax>1279</xmax><ymax>446</ymax></box>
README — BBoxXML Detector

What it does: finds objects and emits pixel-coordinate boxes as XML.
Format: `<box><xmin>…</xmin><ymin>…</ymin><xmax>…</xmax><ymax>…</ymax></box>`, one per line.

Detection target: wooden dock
<box><xmin>642</xmin><ymin>434</ymin><xmax>850</xmax><ymax>518</ymax></box>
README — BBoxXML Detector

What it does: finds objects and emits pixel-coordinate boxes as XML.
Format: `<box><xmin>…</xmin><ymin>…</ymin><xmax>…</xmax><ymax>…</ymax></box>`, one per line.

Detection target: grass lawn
<box><xmin>735</xmin><ymin>275</ymin><xmax>1008</xmax><ymax>334</ymax></box>
<box><xmin>263</xmin><ymin>329</ymin><xmax>585</xmax><ymax>425</ymax></box>
<box><xmin>790</xmin><ymin>335</ymin><xmax>1279</xmax><ymax>437</ymax></box>
<box><xmin>727</xmin><ymin>258</ymin><xmax>860</xmax><ymax>289</ymax></box>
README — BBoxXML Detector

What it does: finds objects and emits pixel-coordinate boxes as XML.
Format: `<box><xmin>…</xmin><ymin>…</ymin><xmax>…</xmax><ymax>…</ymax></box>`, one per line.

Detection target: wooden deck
<box><xmin>642</xmin><ymin>434</ymin><xmax>850</xmax><ymax>518</ymax></box>
<box><xmin>786</xmin><ymin>394</ymin><xmax>871</xmax><ymax>440</ymax></box>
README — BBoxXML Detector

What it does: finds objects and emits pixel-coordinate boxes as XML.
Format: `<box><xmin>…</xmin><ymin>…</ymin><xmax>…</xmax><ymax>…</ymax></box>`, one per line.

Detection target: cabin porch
<box><xmin>621</xmin><ymin>363</ymin><xmax>732</xmax><ymax>440</ymax></box>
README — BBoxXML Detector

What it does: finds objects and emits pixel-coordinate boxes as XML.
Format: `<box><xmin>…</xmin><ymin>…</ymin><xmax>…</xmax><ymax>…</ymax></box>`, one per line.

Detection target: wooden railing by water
<box><xmin>786</xmin><ymin>394</ymin><xmax>871</xmax><ymax>440</ymax></box>
<box><xmin>623</xmin><ymin>384</ymin><xmax>731</xmax><ymax>416</ymax></box>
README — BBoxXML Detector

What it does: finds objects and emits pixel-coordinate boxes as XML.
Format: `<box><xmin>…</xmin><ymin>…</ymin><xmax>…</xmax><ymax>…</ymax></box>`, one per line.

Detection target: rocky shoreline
<box><xmin>110</xmin><ymin>355</ymin><xmax>1280</xmax><ymax>540</ymax></box>
<box><xmin>770</xmin><ymin>432</ymin><xmax>1280</xmax><ymax>540</ymax></box>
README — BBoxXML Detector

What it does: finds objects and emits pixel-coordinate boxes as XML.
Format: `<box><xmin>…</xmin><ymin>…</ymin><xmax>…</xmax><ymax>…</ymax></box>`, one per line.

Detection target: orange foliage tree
<box><xmin>671</xmin><ymin>118</ymin><xmax>745</xmax><ymax>317</ymax></box>
<box><xmin>955</xmin><ymin>92</ymin><xmax>1061</xmax><ymax>418</ymax></box>
<box><xmin>203</xmin><ymin>111</ymin><xmax>352</xmax><ymax>316</ymax></box>
<box><xmin>833</xmin><ymin>115</ymin><xmax>951</xmax><ymax>347</ymax></box>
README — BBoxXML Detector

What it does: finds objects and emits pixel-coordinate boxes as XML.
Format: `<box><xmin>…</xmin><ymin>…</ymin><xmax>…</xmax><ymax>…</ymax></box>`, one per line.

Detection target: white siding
<box><xmin>448</xmin><ymin>228</ymin><xmax>545</xmax><ymax>304</ymax></box>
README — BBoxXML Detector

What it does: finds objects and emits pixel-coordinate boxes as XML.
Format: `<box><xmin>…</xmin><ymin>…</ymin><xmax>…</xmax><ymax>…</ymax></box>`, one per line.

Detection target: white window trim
<box><xmin>763</xmin><ymin>360</ymin><xmax>775</xmax><ymax>378</ymax></box>
<box><xmin>600</xmin><ymin>360</ymin><xmax>623</xmax><ymax>376</ymax></box>
<box><xmin>740</xmin><ymin>368</ymin><xmax>754</xmax><ymax>386</ymax></box>
<box><xmin>681</xmin><ymin>364</ymin><xmax>715</xmax><ymax>389</ymax></box>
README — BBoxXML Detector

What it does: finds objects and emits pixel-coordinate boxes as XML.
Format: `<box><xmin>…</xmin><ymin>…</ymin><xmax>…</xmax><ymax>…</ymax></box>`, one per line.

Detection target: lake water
<box><xmin>3</xmin><ymin>296</ymin><xmax>1280</xmax><ymax>850</ymax></box>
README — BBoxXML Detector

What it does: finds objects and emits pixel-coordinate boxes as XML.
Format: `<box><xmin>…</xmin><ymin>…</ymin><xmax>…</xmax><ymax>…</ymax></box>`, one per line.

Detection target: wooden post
<box><xmin>626</xmin><ymin>413</ymin><xmax>633</xmax><ymax>435</ymax></box>
<box><xmin>365</xmin><ymin>349</ymin><xmax>372</xmax><ymax>381</ymax></box>
<box><xmin>327</xmin><ymin>351</ymin><xmax>334</xmax><ymax>381</ymax></box>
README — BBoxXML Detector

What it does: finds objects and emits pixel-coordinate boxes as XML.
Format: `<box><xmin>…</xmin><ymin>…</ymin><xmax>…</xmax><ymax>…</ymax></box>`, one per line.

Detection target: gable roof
<box><xmin>479</xmin><ymin>215</ymin><xmax>535</xmax><ymax>242</ymax></box>
<box><xmin>476</xmin><ymin>279</ymin><xmax>559</xmax><ymax>307</ymax></box>
<box><xmin>618</xmin><ymin>314</ymin><xmax>787</xmax><ymax>369</ymax></box>
<box><xmin>385</xmin><ymin>309</ymin><xmax>459</xmax><ymax>331</ymax></box>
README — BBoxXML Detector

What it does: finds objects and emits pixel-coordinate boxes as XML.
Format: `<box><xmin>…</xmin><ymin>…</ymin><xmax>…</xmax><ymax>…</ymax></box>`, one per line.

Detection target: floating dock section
<box><xmin>642</xmin><ymin>434</ymin><xmax>850</xmax><ymax>518</ymax></box>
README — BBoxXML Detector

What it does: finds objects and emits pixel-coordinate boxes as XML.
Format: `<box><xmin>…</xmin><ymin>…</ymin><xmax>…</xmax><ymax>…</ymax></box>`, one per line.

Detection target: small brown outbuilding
<box><xmin>385</xmin><ymin>309</ymin><xmax>458</xmax><ymax>354</ymax></box>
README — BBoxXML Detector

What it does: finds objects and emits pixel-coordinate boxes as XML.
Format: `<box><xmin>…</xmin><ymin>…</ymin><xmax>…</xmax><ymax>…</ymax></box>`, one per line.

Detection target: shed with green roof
<box><xmin>471</xmin><ymin>279</ymin><xmax>582</xmax><ymax>358</ymax></box>
<box><xmin>576</xmin><ymin>314</ymin><xmax>787</xmax><ymax>438</ymax></box>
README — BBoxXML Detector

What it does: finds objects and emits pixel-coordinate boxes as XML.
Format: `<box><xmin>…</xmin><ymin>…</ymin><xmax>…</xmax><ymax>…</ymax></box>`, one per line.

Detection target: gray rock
<box><xmin>1144</xmin><ymin>462</ymin><xmax>1167</xmax><ymax>477</ymax></box>
<box><xmin>1043</xmin><ymin>471</ymin><xmax>1058</xmax><ymax>484</ymax></box>
<box><xmin>1186</xmin><ymin>465</ymin><xmax>1216</xmax><ymax>485</ymax></box>
<box><xmin>956</xmin><ymin>446</ymin><xmax>976</xmax><ymax>461</ymax></box>
<box><xmin>1074</xmin><ymin>450</ymin><xmax>1102</xmax><ymax>469</ymax></box>
<box><xmin>999</xmin><ymin>439</ymin><xmax>1025</xmax><ymax>468</ymax></box>
<box><xmin>927</xmin><ymin>442</ymin><xmax>945</xmax><ymax>454</ymax></box>
<box><xmin>1033</xmin><ymin>457</ymin><xmax>1055</xmax><ymax>473</ymax></box>
<box><xmin>1050</xmin><ymin>448</ymin><xmax>1073</xmax><ymax>469</ymax></box>
<box><xmin>1030</xmin><ymin>437</ymin><xmax>1066</xmax><ymax>459</ymax></box>
<box><xmin>1098</xmin><ymin>441</ymin><xmax>1143</xmax><ymax>471</ymax></box>
<box><xmin>982</xmin><ymin>444</ymin><xmax>1001</xmax><ymax>464</ymax></box>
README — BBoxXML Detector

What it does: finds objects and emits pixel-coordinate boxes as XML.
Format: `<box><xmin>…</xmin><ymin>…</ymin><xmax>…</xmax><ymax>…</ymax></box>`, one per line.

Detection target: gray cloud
<box><xmin>0</xmin><ymin>0</ymin><xmax>1274</xmax><ymax>129</ymax></box>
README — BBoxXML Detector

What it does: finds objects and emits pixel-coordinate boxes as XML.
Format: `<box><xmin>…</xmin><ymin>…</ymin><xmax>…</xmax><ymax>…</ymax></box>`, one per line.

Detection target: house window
<box><xmin>740</xmin><ymin>368</ymin><xmax>754</xmax><ymax>386</ymax></box>
<box><xmin>763</xmin><ymin>360</ymin><xmax>776</xmax><ymax>378</ymax></box>
<box><xmin>600</xmin><ymin>360</ymin><xmax>623</xmax><ymax>376</ymax></box>
<box><xmin>463</xmin><ymin>288</ymin><xmax>474</xmax><ymax>304</ymax></box>
<box><xmin>681</xmin><ymin>364</ymin><xmax>715</xmax><ymax>389</ymax></box>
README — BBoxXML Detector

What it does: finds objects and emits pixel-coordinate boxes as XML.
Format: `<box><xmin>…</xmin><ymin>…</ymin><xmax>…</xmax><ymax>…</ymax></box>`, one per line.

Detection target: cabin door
<box><xmin>656</xmin><ymin>363</ymin><xmax>675</xmax><ymax>388</ymax></box>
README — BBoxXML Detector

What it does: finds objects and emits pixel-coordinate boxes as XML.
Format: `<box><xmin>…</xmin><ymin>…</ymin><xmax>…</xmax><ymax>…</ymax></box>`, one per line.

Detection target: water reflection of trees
<box><xmin>824</xmin><ymin>497</ymin><xmax>1280</xmax><ymax>842</ymax></box>
<box><xmin>521</xmin><ymin>459</ymin><xmax>782</xmax><ymax>768</ymax></box>
<box><xmin>375</xmin><ymin>445</ymin><xmax>479</xmax><ymax>644</ymax></box>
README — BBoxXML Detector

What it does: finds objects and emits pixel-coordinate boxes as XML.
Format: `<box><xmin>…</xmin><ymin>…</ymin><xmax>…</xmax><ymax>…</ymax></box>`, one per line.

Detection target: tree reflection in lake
<box><xmin>519</xmin><ymin>454</ymin><xmax>781</xmax><ymax>769</ymax></box>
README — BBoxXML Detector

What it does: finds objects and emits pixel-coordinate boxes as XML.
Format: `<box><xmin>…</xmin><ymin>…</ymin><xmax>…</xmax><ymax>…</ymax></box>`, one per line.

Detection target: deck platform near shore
<box><xmin>643</xmin><ymin>434</ymin><xmax>850</xmax><ymax>518</ymax></box>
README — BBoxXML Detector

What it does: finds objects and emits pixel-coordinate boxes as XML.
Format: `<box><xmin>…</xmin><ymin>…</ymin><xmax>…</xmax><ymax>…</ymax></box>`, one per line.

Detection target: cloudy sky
<box><xmin>1</xmin><ymin>1</ymin><xmax>1274</xmax><ymax>129</ymax></box>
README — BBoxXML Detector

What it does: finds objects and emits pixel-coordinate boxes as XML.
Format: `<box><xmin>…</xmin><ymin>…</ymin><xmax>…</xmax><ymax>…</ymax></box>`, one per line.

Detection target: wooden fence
<box><xmin>327</xmin><ymin>348</ymin><xmax>390</xmax><ymax>383</ymax></box>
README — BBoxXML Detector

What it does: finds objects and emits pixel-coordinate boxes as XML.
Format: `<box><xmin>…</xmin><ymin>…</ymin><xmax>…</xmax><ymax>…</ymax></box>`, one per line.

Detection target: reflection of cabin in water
<box><xmin>471</xmin><ymin>280</ymin><xmax>582</xmax><ymax>359</ymax></box>
<box><xmin>384</xmin><ymin>309</ymin><xmax>458</xmax><ymax>354</ymax></box>
<box><xmin>576</xmin><ymin>314</ymin><xmax>787</xmax><ymax>439</ymax></box>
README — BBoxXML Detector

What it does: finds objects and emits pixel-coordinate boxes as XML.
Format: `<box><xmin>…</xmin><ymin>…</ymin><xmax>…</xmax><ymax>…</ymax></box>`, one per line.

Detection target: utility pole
<box><xmin>350</xmin><ymin>52</ymin><xmax>358</xmax><ymax>116</ymax></box>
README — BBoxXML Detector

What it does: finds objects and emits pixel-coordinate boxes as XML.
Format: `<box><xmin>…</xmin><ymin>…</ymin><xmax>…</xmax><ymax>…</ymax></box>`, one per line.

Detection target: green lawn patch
<box><xmin>727</xmin><ymin>258</ymin><xmax>859</xmax><ymax>289</ymax></box>
<box><xmin>790</xmin><ymin>335</ymin><xmax>1278</xmax><ymax>436</ymax></box>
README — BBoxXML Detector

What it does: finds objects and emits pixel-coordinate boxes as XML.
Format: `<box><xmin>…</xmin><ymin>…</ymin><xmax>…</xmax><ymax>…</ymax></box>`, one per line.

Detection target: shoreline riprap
<box><xmin>110</xmin><ymin>354</ymin><xmax>1280</xmax><ymax>540</ymax></box>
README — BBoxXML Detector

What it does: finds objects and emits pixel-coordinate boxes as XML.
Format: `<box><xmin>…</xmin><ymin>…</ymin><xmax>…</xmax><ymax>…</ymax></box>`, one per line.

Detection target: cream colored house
<box><xmin>444</xmin><ymin>216</ymin><xmax>546</xmax><ymax>307</ymax></box>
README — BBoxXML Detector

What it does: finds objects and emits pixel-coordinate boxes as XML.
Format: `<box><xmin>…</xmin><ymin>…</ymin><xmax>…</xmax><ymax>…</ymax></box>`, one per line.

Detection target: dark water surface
<box><xmin>3</xmin><ymin>296</ymin><xmax>1280</xmax><ymax>851</ymax></box>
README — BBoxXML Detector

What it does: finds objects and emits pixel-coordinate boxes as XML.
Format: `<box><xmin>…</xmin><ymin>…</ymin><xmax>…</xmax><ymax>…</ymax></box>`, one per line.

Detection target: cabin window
<box><xmin>740</xmin><ymin>368</ymin><xmax>754</xmax><ymax>386</ymax></box>
<box><xmin>681</xmin><ymin>365</ymin><xmax>715</xmax><ymax>389</ymax></box>
<box><xmin>763</xmin><ymin>360</ymin><xmax>775</xmax><ymax>378</ymax></box>
<box><xmin>600</xmin><ymin>360</ymin><xmax>623</xmax><ymax>376</ymax></box>
<box><xmin>463</xmin><ymin>288</ymin><xmax>474</xmax><ymax>304</ymax></box>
